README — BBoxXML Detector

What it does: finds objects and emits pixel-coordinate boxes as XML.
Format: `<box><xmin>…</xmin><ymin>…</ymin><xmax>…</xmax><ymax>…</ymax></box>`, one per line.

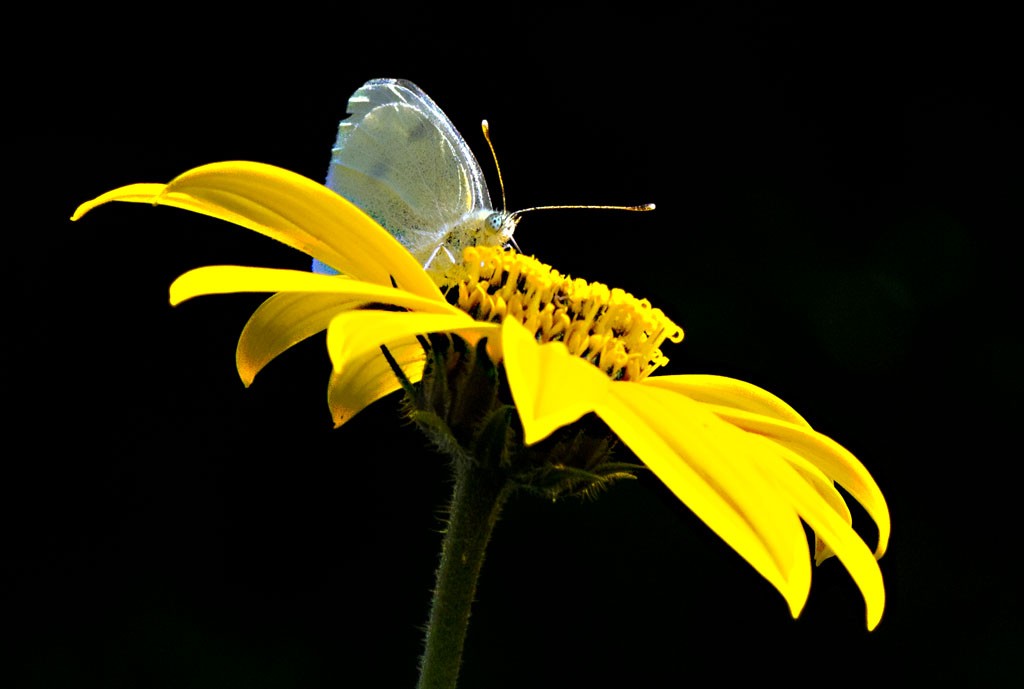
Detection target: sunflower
<box><xmin>73</xmin><ymin>161</ymin><xmax>890</xmax><ymax>685</ymax></box>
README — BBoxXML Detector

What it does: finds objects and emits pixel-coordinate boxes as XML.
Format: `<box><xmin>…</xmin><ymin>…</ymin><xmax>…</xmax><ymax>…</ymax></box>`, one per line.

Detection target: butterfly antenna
<box><xmin>482</xmin><ymin>119</ymin><xmax>653</xmax><ymax>248</ymax></box>
<box><xmin>508</xmin><ymin>202</ymin><xmax>656</xmax><ymax>223</ymax></box>
<box><xmin>481</xmin><ymin>120</ymin><xmax>509</xmax><ymax>211</ymax></box>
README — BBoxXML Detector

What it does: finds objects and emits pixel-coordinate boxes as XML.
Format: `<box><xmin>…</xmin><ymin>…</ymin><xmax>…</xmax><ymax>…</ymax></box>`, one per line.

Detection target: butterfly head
<box><xmin>487</xmin><ymin>210</ymin><xmax>519</xmax><ymax>247</ymax></box>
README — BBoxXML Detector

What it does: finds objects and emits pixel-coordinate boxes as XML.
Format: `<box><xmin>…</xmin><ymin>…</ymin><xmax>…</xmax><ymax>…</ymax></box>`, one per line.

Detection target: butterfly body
<box><xmin>321</xmin><ymin>78</ymin><xmax>515</xmax><ymax>280</ymax></box>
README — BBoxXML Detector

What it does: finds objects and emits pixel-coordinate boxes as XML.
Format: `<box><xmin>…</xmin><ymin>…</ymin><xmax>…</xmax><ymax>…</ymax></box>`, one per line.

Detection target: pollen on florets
<box><xmin>455</xmin><ymin>246</ymin><xmax>684</xmax><ymax>381</ymax></box>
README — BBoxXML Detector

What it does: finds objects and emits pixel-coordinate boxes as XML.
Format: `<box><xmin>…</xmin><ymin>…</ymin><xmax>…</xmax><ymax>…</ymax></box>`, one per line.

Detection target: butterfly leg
<box><xmin>423</xmin><ymin>243</ymin><xmax>457</xmax><ymax>271</ymax></box>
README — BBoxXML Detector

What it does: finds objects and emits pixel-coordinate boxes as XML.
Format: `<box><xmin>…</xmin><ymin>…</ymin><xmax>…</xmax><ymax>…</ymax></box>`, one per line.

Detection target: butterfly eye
<box><xmin>487</xmin><ymin>212</ymin><xmax>505</xmax><ymax>230</ymax></box>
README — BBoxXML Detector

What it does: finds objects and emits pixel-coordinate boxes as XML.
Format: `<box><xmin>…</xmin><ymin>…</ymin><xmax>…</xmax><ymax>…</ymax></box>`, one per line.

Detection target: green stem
<box><xmin>416</xmin><ymin>460</ymin><xmax>509</xmax><ymax>689</ymax></box>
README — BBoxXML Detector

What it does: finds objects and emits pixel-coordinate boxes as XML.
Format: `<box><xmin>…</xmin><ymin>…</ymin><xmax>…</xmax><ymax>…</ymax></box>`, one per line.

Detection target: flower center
<box><xmin>455</xmin><ymin>247</ymin><xmax>684</xmax><ymax>381</ymax></box>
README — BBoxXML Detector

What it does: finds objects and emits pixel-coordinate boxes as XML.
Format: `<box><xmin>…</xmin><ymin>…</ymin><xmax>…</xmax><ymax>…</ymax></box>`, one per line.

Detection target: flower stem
<box><xmin>417</xmin><ymin>459</ymin><xmax>509</xmax><ymax>689</ymax></box>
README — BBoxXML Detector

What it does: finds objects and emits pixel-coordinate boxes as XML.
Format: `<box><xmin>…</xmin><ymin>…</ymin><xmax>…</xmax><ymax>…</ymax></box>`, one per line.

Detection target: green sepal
<box><xmin>448</xmin><ymin>338</ymin><xmax>500</xmax><ymax>439</ymax></box>
<box><xmin>421</xmin><ymin>333</ymin><xmax>453</xmax><ymax>422</ymax></box>
<box><xmin>407</xmin><ymin>408</ymin><xmax>470</xmax><ymax>466</ymax></box>
<box><xmin>380</xmin><ymin>343</ymin><xmax>421</xmax><ymax>403</ymax></box>
<box><xmin>471</xmin><ymin>404</ymin><xmax>515</xmax><ymax>472</ymax></box>
<box><xmin>512</xmin><ymin>461</ymin><xmax>640</xmax><ymax>502</ymax></box>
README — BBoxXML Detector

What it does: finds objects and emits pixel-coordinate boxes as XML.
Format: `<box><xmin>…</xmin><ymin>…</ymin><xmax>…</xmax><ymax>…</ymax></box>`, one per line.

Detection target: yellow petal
<box><xmin>642</xmin><ymin>374</ymin><xmax>811</xmax><ymax>426</ymax></box>
<box><xmin>707</xmin><ymin>405</ymin><xmax>890</xmax><ymax>560</ymax></box>
<box><xmin>236</xmin><ymin>291</ymin><xmax>362</xmax><ymax>387</ymax></box>
<box><xmin>595</xmin><ymin>383</ymin><xmax>812</xmax><ymax>618</ymax></box>
<box><xmin>327</xmin><ymin>337</ymin><xmax>426</xmax><ymax>428</ymax></box>
<box><xmin>774</xmin><ymin>449</ymin><xmax>852</xmax><ymax>566</ymax></box>
<box><xmin>71</xmin><ymin>183</ymin><xmax>168</xmax><ymax>212</ymax></box>
<box><xmin>647</xmin><ymin>375</ymin><xmax>883</xmax><ymax>565</ymax></box>
<box><xmin>500</xmin><ymin>318</ymin><xmax>610</xmax><ymax>445</ymax></box>
<box><xmin>169</xmin><ymin>265</ymin><xmax>459</xmax><ymax>314</ymax></box>
<box><xmin>72</xmin><ymin>161</ymin><xmax>442</xmax><ymax>301</ymax></box>
<box><xmin>326</xmin><ymin>310</ymin><xmax>499</xmax><ymax>376</ymax></box>
<box><xmin>749</xmin><ymin>435</ymin><xmax>886</xmax><ymax>630</ymax></box>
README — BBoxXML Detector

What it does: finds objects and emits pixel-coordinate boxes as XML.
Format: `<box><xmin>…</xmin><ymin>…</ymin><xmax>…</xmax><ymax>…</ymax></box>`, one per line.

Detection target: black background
<box><xmin>8</xmin><ymin>4</ymin><xmax>1021</xmax><ymax>687</ymax></box>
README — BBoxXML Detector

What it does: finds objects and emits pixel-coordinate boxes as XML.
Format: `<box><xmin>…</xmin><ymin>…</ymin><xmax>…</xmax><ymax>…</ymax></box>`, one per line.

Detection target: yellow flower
<box><xmin>72</xmin><ymin>161</ymin><xmax>890</xmax><ymax>630</ymax></box>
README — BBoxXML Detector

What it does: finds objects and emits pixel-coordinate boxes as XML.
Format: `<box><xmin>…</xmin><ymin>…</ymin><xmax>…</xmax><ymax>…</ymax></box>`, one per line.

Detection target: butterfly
<box><xmin>314</xmin><ymin>78</ymin><xmax>652</xmax><ymax>280</ymax></box>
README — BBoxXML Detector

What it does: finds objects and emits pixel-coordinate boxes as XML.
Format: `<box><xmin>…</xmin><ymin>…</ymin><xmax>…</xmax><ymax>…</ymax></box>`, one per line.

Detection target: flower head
<box><xmin>73</xmin><ymin>161</ymin><xmax>890</xmax><ymax>630</ymax></box>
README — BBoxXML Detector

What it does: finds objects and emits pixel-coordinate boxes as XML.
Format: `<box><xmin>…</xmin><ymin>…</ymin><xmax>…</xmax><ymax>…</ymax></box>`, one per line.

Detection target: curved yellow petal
<box><xmin>642</xmin><ymin>374</ymin><xmax>811</xmax><ymax>426</ymax></box>
<box><xmin>71</xmin><ymin>183</ymin><xmax>168</xmax><ymax>213</ymax></box>
<box><xmin>326</xmin><ymin>310</ymin><xmax>499</xmax><ymax>377</ymax></box>
<box><xmin>169</xmin><ymin>265</ymin><xmax>458</xmax><ymax>314</ymax></box>
<box><xmin>775</xmin><ymin>450</ymin><xmax>852</xmax><ymax>566</ymax></box>
<box><xmin>749</xmin><ymin>435</ymin><xmax>886</xmax><ymax>630</ymax></box>
<box><xmin>327</xmin><ymin>337</ymin><xmax>426</xmax><ymax>428</ymax></box>
<box><xmin>646</xmin><ymin>375</ymin><xmax>881</xmax><ymax>565</ymax></box>
<box><xmin>72</xmin><ymin>161</ymin><xmax>442</xmax><ymax>301</ymax></box>
<box><xmin>500</xmin><ymin>317</ymin><xmax>609</xmax><ymax>445</ymax></box>
<box><xmin>237</xmin><ymin>290</ymin><xmax>363</xmax><ymax>387</ymax></box>
<box><xmin>707</xmin><ymin>404</ymin><xmax>890</xmax><ymax>560</ymax></box>
<box><xmin>595</xmin><ymin>383</ymin><xmax>812</xmax><ymax>619</ymax></box>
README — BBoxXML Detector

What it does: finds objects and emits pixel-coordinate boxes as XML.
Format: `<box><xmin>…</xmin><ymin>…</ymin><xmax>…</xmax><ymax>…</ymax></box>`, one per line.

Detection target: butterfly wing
<box><xmin>325</xmin><ymin>78</ymin><xmax>493</xmax><ymax>265</ymax></box>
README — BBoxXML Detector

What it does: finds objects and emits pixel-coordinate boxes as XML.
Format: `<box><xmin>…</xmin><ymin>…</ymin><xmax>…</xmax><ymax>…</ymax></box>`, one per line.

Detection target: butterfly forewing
<box><xmin>326</xmin><ymin>79</ymin><xmax>494</xmax><ymax>266</ymax></box>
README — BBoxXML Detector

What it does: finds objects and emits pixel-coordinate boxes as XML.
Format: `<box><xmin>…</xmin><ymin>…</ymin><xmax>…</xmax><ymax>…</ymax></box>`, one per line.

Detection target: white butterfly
<box><xmin>314</xmin><ymin>78</ymin><xmax>653</xmax><ymax>279</ymax></box>
<box><xmin>314</xmin><ymin>78</ymin><xmax>516</xmax><ymax>278</ymax></box>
